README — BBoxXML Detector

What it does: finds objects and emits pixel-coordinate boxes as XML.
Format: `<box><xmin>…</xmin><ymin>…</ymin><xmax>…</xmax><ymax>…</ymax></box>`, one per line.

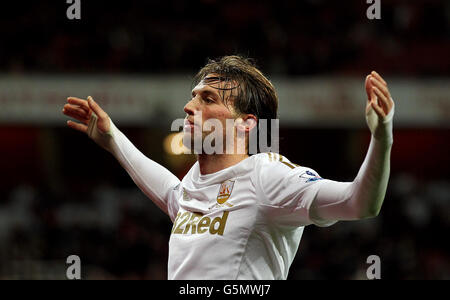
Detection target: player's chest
<box><xmin>171</xmin><ymin>177</ymin><xmax>258</xmax><ymax>237</ymax></box>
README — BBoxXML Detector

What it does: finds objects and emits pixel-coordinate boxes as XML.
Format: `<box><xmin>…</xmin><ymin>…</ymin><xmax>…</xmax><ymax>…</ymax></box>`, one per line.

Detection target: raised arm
<box><xmin>62</xmin><ymin>96</ymin><xmax>180</xmax><ymax>220</ymax></box>
<box><xmin>309</xmin><ymin>71</ymin><xmax>395</xmax><ymax>223</ymax></box>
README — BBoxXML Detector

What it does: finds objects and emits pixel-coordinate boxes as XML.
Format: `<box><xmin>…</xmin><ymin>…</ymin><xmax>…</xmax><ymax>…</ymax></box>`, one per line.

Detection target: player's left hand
<box><xmin>364</xmin><ymin>71</ymin><xmax>395</xmax><ymax>142</ymax></box>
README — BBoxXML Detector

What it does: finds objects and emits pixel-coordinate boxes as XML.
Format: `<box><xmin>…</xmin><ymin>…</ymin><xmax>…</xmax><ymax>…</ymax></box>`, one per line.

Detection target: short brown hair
<box><xmin>193</xmin><ymin>55</ymin><xmax>278</xmax><ymax>153</ymax></box>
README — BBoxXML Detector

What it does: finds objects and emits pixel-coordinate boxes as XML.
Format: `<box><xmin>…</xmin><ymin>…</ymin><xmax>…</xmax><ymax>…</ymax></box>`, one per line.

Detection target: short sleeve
<box><xmin>256</xmin><ymin>153</ymin><xmax>334</xmax><ymax>227</ymax></box>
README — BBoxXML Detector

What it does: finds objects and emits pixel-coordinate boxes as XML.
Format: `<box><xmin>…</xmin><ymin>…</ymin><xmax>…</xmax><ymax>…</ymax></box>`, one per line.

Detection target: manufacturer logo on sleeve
<box><xmin>299</xmin><ymin>170</ymin><xmax>323</xmax><ymax>183</ymax></box>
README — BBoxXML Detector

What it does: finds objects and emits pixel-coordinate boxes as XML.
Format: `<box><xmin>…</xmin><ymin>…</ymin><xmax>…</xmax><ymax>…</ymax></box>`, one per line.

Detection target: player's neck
<box><xmin>197</xmin><ymin>153</ymin><xmax>249</xmax><ymax>175</ymax></box>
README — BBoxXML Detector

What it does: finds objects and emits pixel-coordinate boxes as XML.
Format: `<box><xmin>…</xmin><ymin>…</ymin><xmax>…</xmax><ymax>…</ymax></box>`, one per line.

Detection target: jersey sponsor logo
<box><xmin>299</xmin><ymin>170</ymin><xmax>323</xmax><ymax>183</ymax></box>
<box><xmin>216</xmin><ymin>180</ymin><xmax>235</xmax><ymax>207</ymax></box>
<box><xmin>171</xmin><ymin>211</ymin><xmax>229</xmax><ymax>236</ymax></box>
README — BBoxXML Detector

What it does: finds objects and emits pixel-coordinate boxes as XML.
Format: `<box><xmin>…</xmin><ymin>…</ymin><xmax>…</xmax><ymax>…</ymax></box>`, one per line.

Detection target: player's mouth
<box><xmin>184</xmin><ymin>119</ymin><xmax>197</xmax><ymax>132</ymax></box>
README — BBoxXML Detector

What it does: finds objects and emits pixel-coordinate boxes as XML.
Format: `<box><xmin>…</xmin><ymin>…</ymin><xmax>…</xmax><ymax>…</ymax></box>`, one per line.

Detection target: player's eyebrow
<box><xmin>202</xmin><ymin>76</ymin><xmax>241</xmax><ymax>103</ymax></box>
<box><xmin>203</xmin><ymin>90</ymin><xmax>219</xmax><ymax>100</ymax></box>
<box><xmin>191</xmin><ymin>87</ymin><xmax>220</xmax><ymax>101</ymax></box>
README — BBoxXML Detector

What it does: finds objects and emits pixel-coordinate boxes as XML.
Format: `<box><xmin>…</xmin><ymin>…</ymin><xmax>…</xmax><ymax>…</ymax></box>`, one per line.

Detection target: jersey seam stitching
<box><xmin>234</xmin><ymin>162</ymin><xmax>259</xmax><ymax>280</ymax></box>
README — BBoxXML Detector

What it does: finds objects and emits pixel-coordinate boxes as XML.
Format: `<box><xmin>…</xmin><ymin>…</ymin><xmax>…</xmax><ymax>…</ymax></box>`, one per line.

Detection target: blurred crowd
<box><xmin>0</xmin><ymin>181</ymin><xmax>170</xmax><ymax>279</ymax></box>
<box><xmin>1</xmin><ymin>0</ymin><xmax>449</xmax><ymax>75</ymax></box>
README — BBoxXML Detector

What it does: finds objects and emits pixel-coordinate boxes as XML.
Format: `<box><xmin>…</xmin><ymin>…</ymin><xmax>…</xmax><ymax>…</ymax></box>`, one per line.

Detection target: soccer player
<box><xmin>62</xmin><ymin>56</ymin><xmax>394</xmax><ymax>279</ymax></box>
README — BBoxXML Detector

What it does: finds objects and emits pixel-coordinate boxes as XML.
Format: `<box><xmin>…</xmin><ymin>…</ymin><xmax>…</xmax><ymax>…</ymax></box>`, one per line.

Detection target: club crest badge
<box><xmin>182</xmin><ymin>188</ymin><xmax>191</xmax><ymax>201</ymax></box>
<box><xmin>216</xmin><ymin>180</ymin><xmax>235</xmax><ymax>207</ymax></box>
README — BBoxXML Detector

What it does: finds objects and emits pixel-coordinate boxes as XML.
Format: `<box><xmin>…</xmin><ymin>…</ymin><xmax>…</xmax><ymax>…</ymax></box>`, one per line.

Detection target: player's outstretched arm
<box><xmin>62</xmin><ymin>96</ymin><xmax>180</xmax><ymax>219</ymax></box>
<box><xmin>310</xmin><ymin>71</ymin><xmax>394</xmax><ymax>222</ymax></box>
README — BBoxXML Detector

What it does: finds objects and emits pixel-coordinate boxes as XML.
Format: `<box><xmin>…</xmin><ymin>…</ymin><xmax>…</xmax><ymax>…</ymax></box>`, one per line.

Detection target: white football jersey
<box><xmin>166</xmin><ymin>153</ymin><xmax>335</xmax><ymax>280</ymax></box>
<box><xmin>97</xmin><ymin>118</ymin><xmax>392</xmax><ymax>280</ymax></box>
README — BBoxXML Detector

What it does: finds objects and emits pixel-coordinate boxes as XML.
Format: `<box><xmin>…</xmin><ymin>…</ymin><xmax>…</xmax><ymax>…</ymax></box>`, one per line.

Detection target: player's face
<box><xmin>183</xmin><ymin>73</ymin><xmax>240</xmax><ymax>152</ymax></box>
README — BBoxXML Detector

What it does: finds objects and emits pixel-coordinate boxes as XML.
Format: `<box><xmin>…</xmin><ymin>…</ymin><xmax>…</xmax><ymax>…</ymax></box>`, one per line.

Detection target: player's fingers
<box><xmin>370</xmin><ymin>99</ymin><xmax>386</xmax><ymax>119</ymax></box>
<box><xmin>65</xmin><ymin>112</ymin><xmax>89</xmax><ymax>125</ymax></box>
<box><xmin>373</xmin><ymin>86</ymin><xmax>390</xmax><ymax>115</ymax></box>
<box><xmin>370</xmin><ymin>77</ymin><xmax>390</xmax><ymax>99</ymax></box>
<box><xmin>87</xmin><ymin>96</ymin><xmax>108</xmax><ymax>119</ymax></box>
<box><xmin>63</xmin><ymin>103</ymin><xmax>89</xmax><ymax>118</ymax></box>
<box><xmin>63</xmin><ymin>108</ymin><xmax>90</xmax><ymax>125</ymax></box>
<box><xmin>365</xmin><ymin>75</ymin><xmax>372</xmax><ymax>101</ymax></box>
<box><xmin>370</xmin><ymin>74</ymin><xmax>394</xmax><ymax>112</ymax></box>
<box><xmin>371</xmin><ymin>71</ymin><xmax>387</xmax><ymax>86</ymax></box>
<box><xmin>67</xmin><ymin>120</ymin><xmax>88</xmax><ymax>133</ymax></box>
<box><xmin>67</xmin><ymin>97</ymin><xmax>90</xmax><ymax>112</ymax></box>
<box><xmin>388</xmin><ymin>96</ymin><xmax>395</xmax><ymax>111</ymax></box>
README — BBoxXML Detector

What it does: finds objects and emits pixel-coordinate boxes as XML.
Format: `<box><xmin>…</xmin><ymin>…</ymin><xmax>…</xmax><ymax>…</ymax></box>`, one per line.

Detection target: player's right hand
<box><xmin>63</xmin><ymin>96</ymin><xmax>111</xmax><ymax>134</ymax></box>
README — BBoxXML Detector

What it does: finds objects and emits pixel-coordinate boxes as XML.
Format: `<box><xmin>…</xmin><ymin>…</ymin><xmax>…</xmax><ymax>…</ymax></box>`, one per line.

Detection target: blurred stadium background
<box><xmin>0</xmin><ymin>0</ymin><xmax>449</xmax><ymax>279</ymax></box>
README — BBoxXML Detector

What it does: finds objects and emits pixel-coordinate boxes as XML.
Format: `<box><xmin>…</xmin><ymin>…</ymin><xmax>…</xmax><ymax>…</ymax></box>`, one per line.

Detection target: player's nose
<box><xmin>184</xmin><ymin>98</ymin><xmax>197</xmax><ymax>116</ymax></box>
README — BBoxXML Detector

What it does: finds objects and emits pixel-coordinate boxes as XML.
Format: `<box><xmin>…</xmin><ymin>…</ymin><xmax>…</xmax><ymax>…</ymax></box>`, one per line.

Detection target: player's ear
<box><xmin>243</xmin><ymin>115</ymin><xmax>257</xmax><ymax>132</ymax></box>
<box><xmin>235</xmin><ymin>114</ymin><xmax>257</xmax><ymax>133</ymax></box>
